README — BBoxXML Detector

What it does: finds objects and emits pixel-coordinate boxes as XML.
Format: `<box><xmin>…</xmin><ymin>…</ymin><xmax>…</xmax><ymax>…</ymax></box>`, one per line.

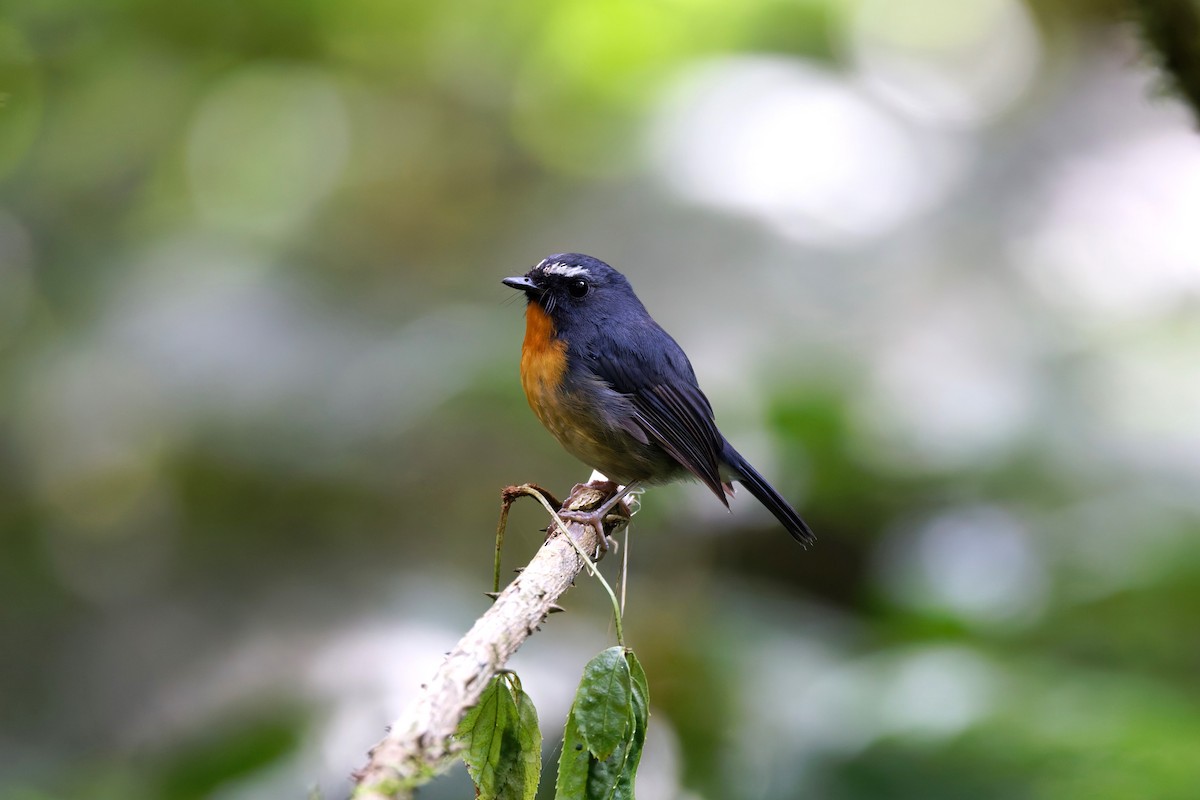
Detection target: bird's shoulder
<box><xmin>577</xmin><ymin>317</ymin><xmax>699</xmax><ymax>391</ymax></box>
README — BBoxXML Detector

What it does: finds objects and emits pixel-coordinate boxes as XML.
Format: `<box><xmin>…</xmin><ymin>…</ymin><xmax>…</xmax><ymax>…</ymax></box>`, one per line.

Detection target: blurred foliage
<box><xmin>3</xmin><ymin>0</ymin><xmax>1200</xmax><ymax>799</ymax></box>
<box><xmin>1131</xmin><ymin>0</ymin><xmax>1200</xmax><ymax>123</ymax></box>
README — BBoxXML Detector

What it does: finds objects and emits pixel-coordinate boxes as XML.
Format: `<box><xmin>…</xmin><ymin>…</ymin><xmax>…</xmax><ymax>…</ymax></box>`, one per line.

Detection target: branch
<box><xmin>351</xmin><ymin>481</ymin><xmax>620</xmax><ymax>800</ymax></box>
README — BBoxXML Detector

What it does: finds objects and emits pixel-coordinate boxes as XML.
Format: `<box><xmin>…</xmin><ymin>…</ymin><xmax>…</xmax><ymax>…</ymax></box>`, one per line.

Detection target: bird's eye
<box><xmin>567</xmin><ymin>279</ymin><xmax>589</xmax><ymax>298</ymax></box>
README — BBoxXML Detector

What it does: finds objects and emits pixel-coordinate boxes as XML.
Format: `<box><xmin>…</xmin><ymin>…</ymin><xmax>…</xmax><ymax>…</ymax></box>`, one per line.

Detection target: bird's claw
<box><xmin>557</xmin><ymin>507</ymin><xmax>625</xmax><ymax>558</ymax></box>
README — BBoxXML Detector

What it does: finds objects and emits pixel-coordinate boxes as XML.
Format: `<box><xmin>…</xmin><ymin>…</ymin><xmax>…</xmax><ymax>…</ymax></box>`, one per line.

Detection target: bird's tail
<box><xmin>722</xmin><ymin>441</ymin><xmax>815</xmax><ymax>547</ymax></box>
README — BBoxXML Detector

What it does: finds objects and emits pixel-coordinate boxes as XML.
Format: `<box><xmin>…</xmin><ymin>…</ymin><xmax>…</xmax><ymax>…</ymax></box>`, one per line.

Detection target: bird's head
<box><xmin>503</xmin><ymin>253</ymin><xmax>636</xmax><ymax>324</ymax></box>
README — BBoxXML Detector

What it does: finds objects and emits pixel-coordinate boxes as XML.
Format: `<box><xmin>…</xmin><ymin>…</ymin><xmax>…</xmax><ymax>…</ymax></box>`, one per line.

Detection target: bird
<box><xmin>502</xmin><ymin>252</ymin><xmax>814</xmax><ymax>546</ymax></box>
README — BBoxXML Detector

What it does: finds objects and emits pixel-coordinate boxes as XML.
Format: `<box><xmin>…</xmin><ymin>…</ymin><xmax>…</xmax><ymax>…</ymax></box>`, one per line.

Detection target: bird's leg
<box><xmin>557</xmin><ymin>480</ymin><xmax>641</xmax><ymax>556</ymax></box>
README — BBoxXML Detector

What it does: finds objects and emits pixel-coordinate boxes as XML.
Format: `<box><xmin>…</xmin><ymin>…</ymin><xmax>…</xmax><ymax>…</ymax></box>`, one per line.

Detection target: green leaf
<box><xmin>582</xmin><ymin>738</ymin><xmax>636</xmax><ymax>800</ymax></box>
<box><xmin>495</xmin><ymin>683</ymin><xmax>542</xmax><ymax>800</ymax></box>
<box><xmin>456</xmin><ymin>676</ymin><xmax>510</xmax><ymax>793</ymax></box>
<box><xmin>613</xmin><ymin>652</ymin><xmax>650</xmax><ymax>800</ymax></box>
<box><xmin>574</xmin><ymin>647</ymin><xmax>634</xmax><ymax>761</ymax></box>
<box><xmin>555</xmin><ymin>704</ymin><xmax>590</xmax><ymax>800</ymax></box>
<box><xmin>555</xmin><ymin>648</ymin><xmax>651</xmax><ymax>800</ymax></box>
<box><xmin>455</xmin><ymin>674</ymin><xmax>542</xmax><ymax>800</ymax></box>
<box><xmin>626</xmin><ymin>651</ymin><xmax>649</xmax><ymax>746</ymax></box>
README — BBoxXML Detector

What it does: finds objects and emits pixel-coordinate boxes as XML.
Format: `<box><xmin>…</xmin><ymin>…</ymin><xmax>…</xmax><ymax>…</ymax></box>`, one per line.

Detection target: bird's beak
<box><xmin>502</xmin><ymin>275</ymin><xmax>540</xmax><ymax>293</ymax></box>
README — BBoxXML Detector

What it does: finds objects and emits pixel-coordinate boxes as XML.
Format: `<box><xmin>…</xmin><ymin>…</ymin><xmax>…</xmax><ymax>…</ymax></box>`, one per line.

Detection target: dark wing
<box><xmin>587</xmin><ymin>328</ymin><xmax>729</xmax><ymax>505</ymax></box>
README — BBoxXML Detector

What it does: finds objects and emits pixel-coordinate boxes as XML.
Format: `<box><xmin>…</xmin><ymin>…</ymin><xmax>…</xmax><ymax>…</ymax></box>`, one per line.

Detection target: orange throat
<box><xmin>520</xmin><ymin>302</ymin><xmax>568</xmax><ymax>420</ymax></box>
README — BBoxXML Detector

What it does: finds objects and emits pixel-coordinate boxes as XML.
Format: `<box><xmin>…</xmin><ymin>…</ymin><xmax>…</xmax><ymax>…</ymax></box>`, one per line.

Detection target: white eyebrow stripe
<box><xmin>542</xmin><ymin>261</ymin><xmax>590</xmax><ymax>278</ymax></box>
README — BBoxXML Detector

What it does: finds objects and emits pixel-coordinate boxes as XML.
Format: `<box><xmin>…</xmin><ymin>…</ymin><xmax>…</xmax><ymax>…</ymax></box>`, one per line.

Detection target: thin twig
<box><xmin>620</xmin><ymin>524</ymin><xmax>629</xmax><ymax>616</ymax></box>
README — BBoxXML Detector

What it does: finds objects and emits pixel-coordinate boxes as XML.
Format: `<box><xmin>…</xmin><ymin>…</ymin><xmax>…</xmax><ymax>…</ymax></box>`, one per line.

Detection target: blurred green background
<box><xmin>3</xmin><ymin>0</ymin><xmax>1200</xmax><ymax>798</ymax></box>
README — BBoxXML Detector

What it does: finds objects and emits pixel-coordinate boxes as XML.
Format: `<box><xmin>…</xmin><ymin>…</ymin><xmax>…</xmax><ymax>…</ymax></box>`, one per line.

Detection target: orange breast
<box><xmin>519</xmin><ymin>302</ymin><xmax>646</xmax><ymax>482</ymax></box>
<box><xmin>520</xmin><ymin>303</ymin><xmax>569</xmax><ymax>427</ymax></box>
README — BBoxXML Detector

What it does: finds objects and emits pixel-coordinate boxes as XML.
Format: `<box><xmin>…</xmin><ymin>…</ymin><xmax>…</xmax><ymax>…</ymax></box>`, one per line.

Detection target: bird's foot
<box><xmin>557</xmin><ymin>482</ymin><xmax>635</xmax><ymax>558</ymax></box>
<box><xmin>557</xmin><ymin>504</ymin><xmax>631</xmax><ymax>557</ymax></box>
<box><xmin>557</xmin><ymin>507</ymin><xmax>610</xmax><ymax>557</ymax></box>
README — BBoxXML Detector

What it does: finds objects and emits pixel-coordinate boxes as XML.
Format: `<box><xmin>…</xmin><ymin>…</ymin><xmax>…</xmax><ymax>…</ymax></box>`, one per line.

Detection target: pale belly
<box><xmin>523</xmin><ymin>369</ymin><xmax>681</xmax><ymax>486</ymax></box>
